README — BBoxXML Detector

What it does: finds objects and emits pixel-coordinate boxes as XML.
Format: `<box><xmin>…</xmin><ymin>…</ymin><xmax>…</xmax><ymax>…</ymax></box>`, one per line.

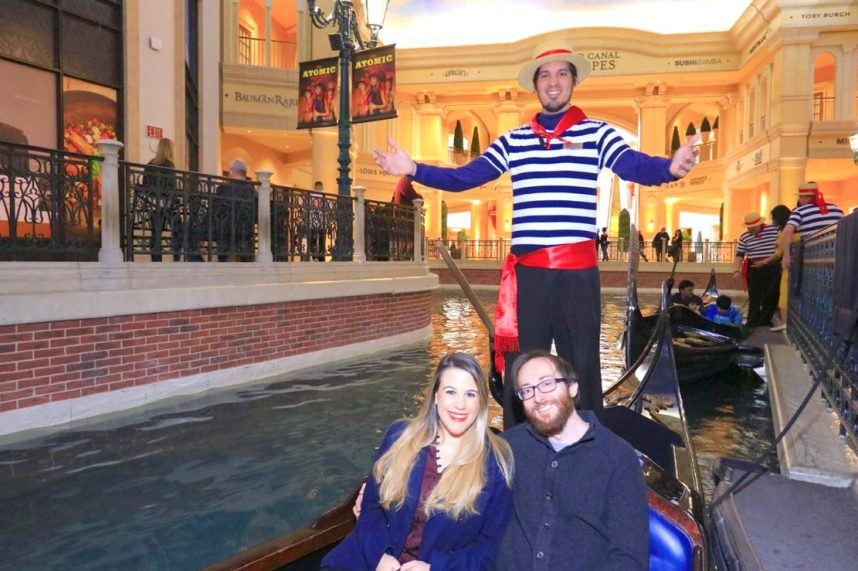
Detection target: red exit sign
<box><xmin>146</xmin><ymin>125</ymin><xmax>163</xmax><ymax>139</ymax></box>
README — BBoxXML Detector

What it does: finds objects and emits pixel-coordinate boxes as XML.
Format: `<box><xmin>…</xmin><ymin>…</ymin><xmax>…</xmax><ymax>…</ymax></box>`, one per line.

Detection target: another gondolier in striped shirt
<box><xmin>781</xmin><ymin>181</ymin><xmax>844</xmax><ymax>270</ymax></box>
<box><xmin>733</xmin><ymin>212</ymin><xmax>781</xmax><ymax>327</ymax></box>
<box><xmin>372</xmin><ymin>40</ymin><xmax>701</xmax><ymax>426</ymax></box>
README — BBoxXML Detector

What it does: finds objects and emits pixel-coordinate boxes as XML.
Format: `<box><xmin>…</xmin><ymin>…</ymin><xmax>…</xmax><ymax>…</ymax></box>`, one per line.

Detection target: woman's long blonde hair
<box><xmin>152</xmin><ymin>138</ymin><xmax>174</xmax><ymax>166</ymax></box>
<box><xmin>373</xmin><ymin>353</ymin><xmax>514</xmax><ymax>520</ymax></box>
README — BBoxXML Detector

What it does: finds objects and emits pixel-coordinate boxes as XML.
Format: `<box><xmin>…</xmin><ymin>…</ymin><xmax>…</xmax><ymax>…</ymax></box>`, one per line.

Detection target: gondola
<box><xmin>206</xmin><ymin>243</ymin><xmax>710</xmax><ymax>571</ymax></box>
<box><xmin>630</xmin><ymin>269</ymin><xmax>762</xmax><ymax>383</ymax></box>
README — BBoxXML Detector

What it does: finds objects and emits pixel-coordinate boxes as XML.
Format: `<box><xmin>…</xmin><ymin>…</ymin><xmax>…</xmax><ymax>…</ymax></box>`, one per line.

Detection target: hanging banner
<box><xmin>352</xmin><ymin>44</ymin><xmax>397</xmax><ymax>124</ymax></box>
<box><xmin>297</xmin><ymin>56</ymin><xmax>339</xmax><ymax>130</ymax></box>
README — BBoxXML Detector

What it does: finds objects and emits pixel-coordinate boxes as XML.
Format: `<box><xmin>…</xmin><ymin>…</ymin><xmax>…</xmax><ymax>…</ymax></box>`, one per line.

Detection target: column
<box><xmin>414</xmin><ymin>101</ymin><xmax>445</xmax><ymax>163</ymax></box>
<box><xmin>255</xmin><ymin>170</ymin><xmax>273</xmax><ymax>263</ymax></box>
<box><xmin>264</xmin><ymin>0</ymin><xmax>273</xmax><ymax>67</ymax></box>
<box><xmin>721</xmin><ymin>183</ymin><xmax>733</xmax><ymax>240</ymax></box>
<box><xmin>496</xmin><ymin>98</ymin><xmax>523</xmax><ymax>136</ymax></box>
<box><xmin>635</xmin><ymin>96</ymin><xmax>669</xmax><ymax>156</ymax></box>
<box><xmin>837</xmin><ymin>44</ymin><xmax>857</xmax><ymax>120</ymax></box>
<box><xmin>412</xmin><ymin>198</ymin><xmax>425</xmax><ymax>262</ymax></box>
<box><xmin>352</xmin><ymin>185</ymin><xmax>366</xmax><ymax>262</ymax></box>
<box><xmin>95</xmin><ymin>140</ymin><xmax>125</xmax><ymax>264</ymax></box>
<box><xmin>297</xmin><ymin>0</ymin><xmax>312</xmax><ymax>62</ymax></box>
<box><xmin>225</xmin><ymin>0</ymin><xmax>239</xmax><ymax>64</ymax></box>
<box><xmin>771</xmin><ymin>158</ymin><xmax>807</xmax><ymax>212</ymax></box>
<box><xmin>311</xmin><ymin>129</ymin><xmax>339</xmax><ymax>194</ymax></box>
<box><xmin>470</xmin><ymin>200</ymin><xmax>484</xmax><ymax>243</ymax></box>
<box><xmin>423</xmin><ymin>187</ymin><xmax>442</xmax><ymax>240</ymax></box>
<box><xmin>199</xmin><ymin>1</ymin><xmax>221</xmax><ymax>173</ymax></box>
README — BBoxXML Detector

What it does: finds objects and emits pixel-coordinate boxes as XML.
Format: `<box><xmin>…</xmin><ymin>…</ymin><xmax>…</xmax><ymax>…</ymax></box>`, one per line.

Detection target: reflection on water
<box><xmin>0</xmin><ymin>291</ymin><xmax>775</xmax><ymax>570</ymax></box>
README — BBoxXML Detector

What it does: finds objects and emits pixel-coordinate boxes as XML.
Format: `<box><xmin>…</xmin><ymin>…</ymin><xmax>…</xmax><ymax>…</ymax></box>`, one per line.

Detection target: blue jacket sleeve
<box><xmin>611</xmin><ymin>149</ymin><xmax>677</xmax><ymax>187</ymax></box>
<box><xmin>412</xmin><ymin>156</ymin><xmax>504</xmax><ymax>192</ymax></box>
<box><xmin>427</xmin><ymin>463</ymin><xmax>514</xmax><ymax>571</ymax></box>
<box><xmin>598</xmin><ymin>452</ymin><xmax>649</xmax><ymax>570</ymax></box>
<box><xmin>354</xmin><ymin>422</ymin><xmax>406</xmax><ymax>567</ymax></box>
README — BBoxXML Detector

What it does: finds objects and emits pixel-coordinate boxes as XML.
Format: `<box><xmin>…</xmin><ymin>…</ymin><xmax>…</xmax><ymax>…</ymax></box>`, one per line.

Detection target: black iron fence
<box><xmin>788</xmin><ymin>224</ymin><xmax>858</xmax><ymax>451</ymax></box>
<box><xmin>364</xmin><ymin>199</ymin><xmax>417</xmax><ymax>261</ymax></box>
<box><xmin>0</xmin><ymin>142</ymin><xmax>102</xmax><ymax>261</ymax></box>
<box><xmin>120</xmin><ymin>162</ymin><xmax>259</xmax><ymax>262</ymax></box>
<box><xmin>271</xmin><ymin>185</ymin><xmax>354</xmax><ymax>261</ymax></box>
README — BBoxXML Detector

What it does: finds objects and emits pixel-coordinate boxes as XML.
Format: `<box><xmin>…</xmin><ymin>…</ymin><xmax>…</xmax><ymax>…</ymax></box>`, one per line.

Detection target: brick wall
<box><xmin>0</xmin><ymin>291</ymin><xmax>431</xmax><ymax>412</ymax></box>
<box><xmin>431</xmin><ymin>268</ymin><xmax>743</xmax><ymax>290</ymax></box>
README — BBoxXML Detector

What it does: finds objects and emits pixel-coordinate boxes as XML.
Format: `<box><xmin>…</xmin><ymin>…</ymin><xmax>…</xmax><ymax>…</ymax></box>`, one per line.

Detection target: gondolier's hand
<box><xmin>373</xmin><ymin>138</ymin><xmax>418</xmax><ymax>176</ymax></box>
<box><xmin>352</xmin><ymin>482</ymin><xmax>365</xmax><ymax>518</ymax></box>
<box><xmin>669</xmin><ymin>134</ymin><xmax>701</xmax><ymax>178</ymax></box>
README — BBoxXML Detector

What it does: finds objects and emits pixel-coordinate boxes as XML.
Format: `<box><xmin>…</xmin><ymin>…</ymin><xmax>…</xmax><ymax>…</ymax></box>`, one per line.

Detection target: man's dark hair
<box><xmin>601</xmin><ymin>227</ymin><xmax>607</xmax><ymax>232</ymax></box>
<box><xmin>716</xmin><ymin>295</ymin><xmax>732</xmax><ymax>310</ymax></box>
<box><xmin>511</xmin><ymin>349</ymin><xmax>577</xmax><ymax>390</ymax></box>
<box><xmin>678</xmin><ymin>279</ymin><xmax>694</xmax><ymax>291</ymax></box>
<box><xmin>532</xmin><ymin>62</ymin><xmax>577</xmax><ymax>88</ymax></box>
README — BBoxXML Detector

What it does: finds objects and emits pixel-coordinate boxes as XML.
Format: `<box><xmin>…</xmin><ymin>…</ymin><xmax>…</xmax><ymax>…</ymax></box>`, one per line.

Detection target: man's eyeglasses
<box><xmin>516</xmin><ymin>378</ymin><xmax>570</xmax><ymax>401</ymax></box>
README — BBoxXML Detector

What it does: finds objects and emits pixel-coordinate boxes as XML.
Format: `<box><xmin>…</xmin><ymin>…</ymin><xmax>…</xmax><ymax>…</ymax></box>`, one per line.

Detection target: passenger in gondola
<box><xmin>320</xmin><ymin>353</ymin><xmax>514</xmax><ymax>571</ymax></box>
<box><xmin>669</xmin><ymin>279</ymin><xmax>703</xmax><ymax>312</ymax></box>
<box><xmin>703</xmin><ymin>294</ymin><xmax>743</xmax><ymax>326</ymax></box>
<box><xmin>495</xmin><ymin>350</ymin><xmax>648</xmax><ymax>570</ymax></box>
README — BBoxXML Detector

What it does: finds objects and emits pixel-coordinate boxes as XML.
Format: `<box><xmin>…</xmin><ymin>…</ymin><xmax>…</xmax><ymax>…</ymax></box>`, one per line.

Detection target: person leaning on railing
<box><xmin>215</xmin><ymin>158</ymin><xmax>256</xmax><ymax>262</ymax></box>
<box><xmin>142</xmin><ymin>138</ymin><xmax>176</xmax><ymax>262</ymax></box>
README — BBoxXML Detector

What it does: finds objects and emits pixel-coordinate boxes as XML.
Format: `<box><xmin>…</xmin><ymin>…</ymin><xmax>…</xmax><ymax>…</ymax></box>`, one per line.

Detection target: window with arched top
<box><xmin>812</xmin><ymin>52</ymin><xmax>837</xmax><ymax>121</ymax></box>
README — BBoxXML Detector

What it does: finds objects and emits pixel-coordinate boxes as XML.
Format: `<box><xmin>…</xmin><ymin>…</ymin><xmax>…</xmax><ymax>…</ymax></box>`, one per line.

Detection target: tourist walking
<box><xmin>599</xmin><ymin>227</ymin><xmax>609</xmax><ymax>261</ymax></box>
<box><xmin>669</xmin><ymin>228</ymin><xmax>684</xmax><ymax>262</ymax></box>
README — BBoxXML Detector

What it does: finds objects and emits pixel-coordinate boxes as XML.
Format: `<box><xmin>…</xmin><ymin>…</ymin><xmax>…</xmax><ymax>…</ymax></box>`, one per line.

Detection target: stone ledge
<box><xmin>0</xmin><ymin>324</ymin><xmax>433</xmax><ymax>440</ymax></box>
<box><xmin>766</xmin><ymin>343</ymin><xmax>858</xmax><ymax>488</ymax></box>
<box><xmin>0</xmin><ymin>265</ymin><xmax>438</xmax><ymax>325</ymax></box>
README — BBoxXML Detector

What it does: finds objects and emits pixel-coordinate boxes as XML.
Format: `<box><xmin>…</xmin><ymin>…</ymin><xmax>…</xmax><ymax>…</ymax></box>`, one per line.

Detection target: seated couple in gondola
<box><xmin>321</xmin><ymin>351</ymin><xmax>649</xmax><ymax>571</ymax></box>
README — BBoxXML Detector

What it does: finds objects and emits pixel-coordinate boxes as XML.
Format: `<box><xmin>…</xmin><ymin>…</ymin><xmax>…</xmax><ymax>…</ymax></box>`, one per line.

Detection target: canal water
<box><xmin>0</xmin><ymin>291</ymin><xmax>776</xmax><ymax>570</ymax></box>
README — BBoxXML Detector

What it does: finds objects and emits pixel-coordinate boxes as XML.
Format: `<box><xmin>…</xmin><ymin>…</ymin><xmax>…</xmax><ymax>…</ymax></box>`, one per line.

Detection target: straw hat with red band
<box><xmin>743</xmin><ymin>212</ymin><xmax>764</xmax><ymax>228</ymax></box>
<box><xmin>797</xmin><ymin>181</ymin><xmax>819</xmax><ymax>196</ymax></box>
<box><xmin>517</xmin><ymin>39</ymin><xmax>591</xmax><ymax>91</ymax></box>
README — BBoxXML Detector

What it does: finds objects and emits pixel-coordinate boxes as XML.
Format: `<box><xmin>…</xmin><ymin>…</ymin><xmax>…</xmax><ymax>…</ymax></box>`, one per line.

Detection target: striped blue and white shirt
<box><xmin>413</xmin><ymin>113</ymin><xmax>675</xmax><ymax>253</ymax></box>
<box><xmin>736</xmin><ymin>224</ymin><xmax>779</xmax><ymax>260</ymax></box>
<box><xmin>787</xmin><ymin>203</ymin><xmax>844</xmax><ymax>238</ymax></box>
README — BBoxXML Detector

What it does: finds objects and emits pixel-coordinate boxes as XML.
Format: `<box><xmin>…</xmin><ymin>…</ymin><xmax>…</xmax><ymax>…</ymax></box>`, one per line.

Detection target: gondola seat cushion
<box><xmin>648</xmin><ymin>506</ymin><xmax>694</xmax><ymax>570</ymax></box>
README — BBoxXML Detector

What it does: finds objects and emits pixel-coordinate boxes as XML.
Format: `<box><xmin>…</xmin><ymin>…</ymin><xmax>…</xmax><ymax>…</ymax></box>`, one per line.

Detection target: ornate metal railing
<box><xmin>0</xmin><ymin>142</ymin><xmax>102</xmax><ymax>261</ymax></box>
<box><xmin>364</xmin><ymin>199</ymin><xmax>416</xmax><ymax>261</ymax></box>
<box><xmin>120</xmin><ymin>162</ymin><xmax>259</xmax><ymax>261</ymax></box>
<box><xmin>787</xmin><ymin>224</ymin><xmax>858</xmax><ymax>451</ymax></box>
<box><xmin>427</xmin><ymin>238</ymin><xmax>738</xmax><ymax>263</ymax></box>
<box><xmin>270</xmin><ymin>185</ymin><xmax>354</xmax><ymax>261</ymax></box>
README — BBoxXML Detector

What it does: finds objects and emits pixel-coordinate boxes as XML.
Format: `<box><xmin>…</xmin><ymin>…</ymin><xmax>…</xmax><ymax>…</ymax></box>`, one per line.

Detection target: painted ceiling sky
<box><xmin>378</xmin><ymin>0</ymin><xmax>754</xmax><ymax>48</ymax></box>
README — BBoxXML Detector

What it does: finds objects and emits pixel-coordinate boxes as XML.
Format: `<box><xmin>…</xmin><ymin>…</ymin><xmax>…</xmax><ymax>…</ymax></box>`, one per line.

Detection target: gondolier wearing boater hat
<box><xmin>780</xmin><ymin>181</ymin><xmax>844</xmax><ymax>270</ymax></box>
<box><xmin>733</xmin><ymin>212</ymin><xmax>781</xmax><ymax>327</ymax></box>
<box><xmin>372</xmin><ymin>39</ymin><xmax>701</xmax><ymax>427</ymax></box>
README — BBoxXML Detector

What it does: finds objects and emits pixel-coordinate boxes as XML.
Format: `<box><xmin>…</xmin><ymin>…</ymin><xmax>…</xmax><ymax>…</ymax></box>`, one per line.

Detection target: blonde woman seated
<box><xmin>321</xmin><ymin>353</ymin><xmax>514</xmax><ymax>571</ymax></box>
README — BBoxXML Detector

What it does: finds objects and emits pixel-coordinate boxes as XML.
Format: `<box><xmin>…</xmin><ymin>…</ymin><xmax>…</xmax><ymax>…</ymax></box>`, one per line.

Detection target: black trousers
<box><xmin>502</xmin><ymin>265</ymin><xmax>603</xmax><ymax>428</ymax></box>
<box><xmin>746</xmin><ymin>264</ymin><xmax>782</xmax><ymax>326</ymax></box>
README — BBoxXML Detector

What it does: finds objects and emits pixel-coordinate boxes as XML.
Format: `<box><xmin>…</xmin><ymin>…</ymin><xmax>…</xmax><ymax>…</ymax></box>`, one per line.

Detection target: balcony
<box><xmin>237</xmin><ymin>36</ymin><xmax>297</xmax><ymax>69</ymax></box>
<box><xmin>813</xmin><ymin>96</ymin><xmax>835</xmax><ymax>121</ymax></box>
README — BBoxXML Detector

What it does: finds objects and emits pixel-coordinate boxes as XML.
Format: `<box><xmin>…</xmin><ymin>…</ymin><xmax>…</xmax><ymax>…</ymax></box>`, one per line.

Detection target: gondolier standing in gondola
<box><xmin>733</xmin><ymin>212</ymin><xmax>782</xmax><ymax>327</ymax></box>
<box><xmin>373</xmin><ymin>39</ymin><xmax>700</xmax><ymax>426</ymax></box>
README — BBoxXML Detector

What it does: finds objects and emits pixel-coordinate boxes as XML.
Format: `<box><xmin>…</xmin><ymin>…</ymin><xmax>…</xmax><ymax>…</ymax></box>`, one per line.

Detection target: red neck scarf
<box><xmin>494</xmin><ymin>241</ymin><xmax>598</xmax><ymax>372</ymax></box>
<box><xmin>529</xmin><ymin>106</ymin><xmax>587</xmax><ymax>149</ymax></box>
<box><xmin>809</xmin><ymin>190</ymin><xmax>829</xmax><ymax>214</ymax></box>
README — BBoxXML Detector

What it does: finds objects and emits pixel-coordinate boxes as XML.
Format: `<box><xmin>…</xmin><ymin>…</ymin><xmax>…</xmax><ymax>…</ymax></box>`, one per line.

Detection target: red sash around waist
<box><xmin>494</xmin><ymin>241</ymin><xmax>598</xmax><ymax>372</ymax></box>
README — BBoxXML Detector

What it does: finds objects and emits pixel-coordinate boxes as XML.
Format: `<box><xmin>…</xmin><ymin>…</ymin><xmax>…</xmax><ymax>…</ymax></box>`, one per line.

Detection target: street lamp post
<box><xmin>306</xmin><ymin>0</ymin><xmax>389</xmax><ymax>198</ymax></box>
<box><xmin>306</xmin><ymin>0</ymin><xmax>389</xmax><ymax>260</ymax></box>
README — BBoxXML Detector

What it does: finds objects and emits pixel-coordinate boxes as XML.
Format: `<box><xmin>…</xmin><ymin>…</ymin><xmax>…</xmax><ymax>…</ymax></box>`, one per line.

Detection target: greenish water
<box><xmin>0</xmin><ymin>291</ymin><xmax>776</xmax><ymax>570</ymax></box>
